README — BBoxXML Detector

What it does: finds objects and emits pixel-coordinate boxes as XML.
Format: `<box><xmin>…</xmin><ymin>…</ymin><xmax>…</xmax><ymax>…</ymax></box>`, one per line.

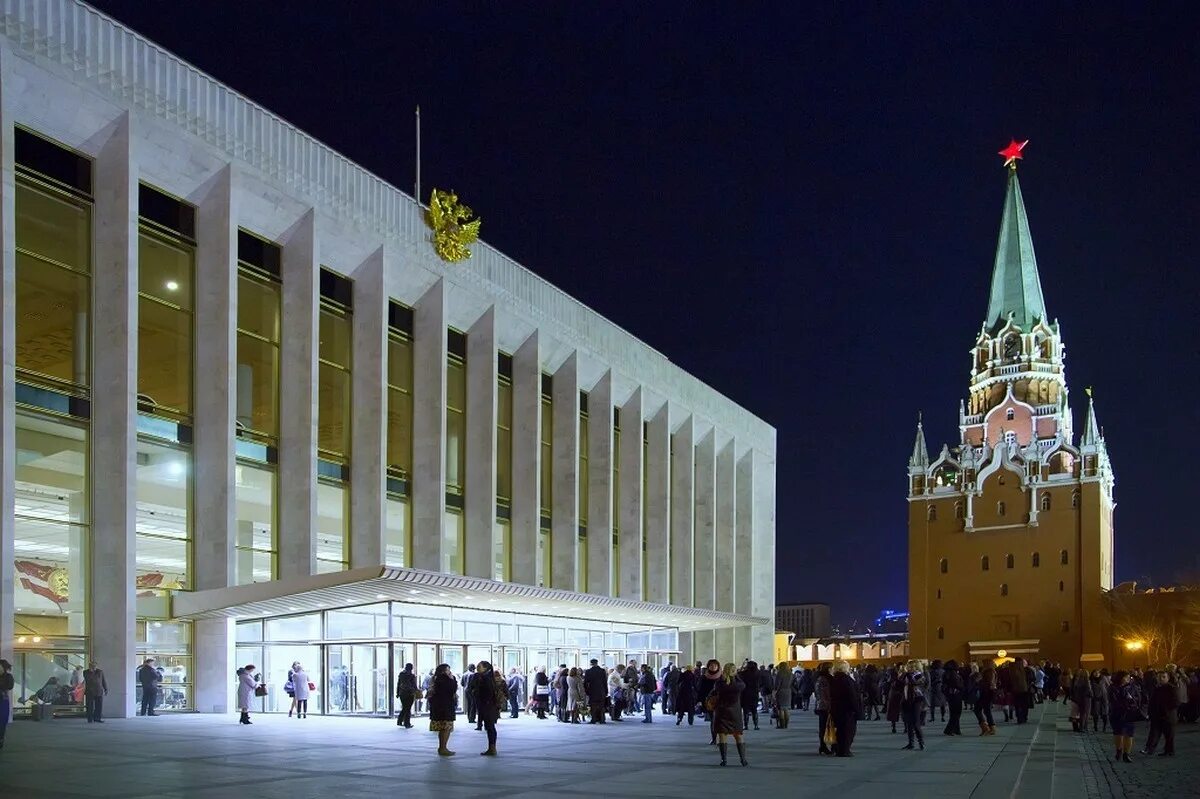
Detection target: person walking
<box><xmin>1141</xmin><ymin>670</ymin><xmax>1178</xmax><ymax>757</ymax></box>
<box><xmin>507</xmin><ymin>667</ymin><xmax>526</xmax><ymax>720</ymax></box>
<box><xmin>1069</xmin><ymin>668</ymin><xmax>1093</xmax><ymax>733</ymax></box>
<box><xmin>1089</xmin><ymin>669</ymin><xmax>1110</xmax><ymax>732</ymax></box>
<box><xmin>291</xmin><ymin>664</ymin><xmax>311</xmax><ymax>719</ymax></box>
<box><xmin>583</xmin><ymin>660</ymin><xmax>607</xmax><ymax>724</ymax></box>
<box><xmin>828</xmin><ymin>661</ymin><xmax>863</xmax><ymax>756</ymax></box>
<box><xmin>675</xmin><ymin>665</ymin><xmax>698</xmax><ymax>726</ymax></box>
<box><xmin>136</xmin><ymin>657</ymin><xmax>162</xmax><ymax>717</ymax></box>
<box><xmin>663</xmin><ymin>663</ymin><xmax>680</xmax><ymax>716</ymax></box>
<box><xmin>638</xmin><ymin>663</ymin><xmax>657</xmax><ymax>723</ymax></box>
<box><xmin>814</xmin><ymin>663</ymin><xmax>833</xmax><ymax>754</ymax></box>
<box><xmin>942</xmin><ymin>660</ymin><xmax>964</xmax><ymax>735</ymax></box>
<box><xmin>395</xmin><ymin>662</ymin><xmax>418</xmax><ymax>727</ymax></box>
<box><xmin>1010</xmin><ymin>658</ymin><xmax>1031</xmax><ymax>724</ymax></box>
<box><xmin>773</xmin><ymin>663</ymin><xmax>792</xmax><ymax>729</ymax></box>
<box><xmin>429</xmin><ymin>663</ymin><xmax>459</xmax><ymax>757</ymax></box>
<box><xmin>974</xmin><ymin>663</ymin><xmax>997</xmax><ymax>735</ymax></box>
<box><xmin>82</xmin><ymin>660</ymin><xmax>108</xmax><ymax>723</ymax></box>
<box><xmin>285</xmin><ymin>661</ymin><xmax>300</xmax><ymax>717</ymax></box>
<box><xmin>900</xmin><ymin>661</ymin><xmax>927</xmax><ymax>750</ymax></box>
<box><xmin>0</xmin><ymin>659</ymin><xmax>14</xmax><ymax>750</ymax></box>
<box><xmin>886</xmin><ymin>666</ymin><xmax>904</xmax><ymax>734</ymax></box>
<box><xmin>1109</xmin><ymin>670</ymin><xmax>1139</xmax><ymax>763</ymax></box>
<box><xmin>739</xmin><ymin>660</ymin><xmax>761</xmax><ymax>731</ymax></box>
<box><xmin>713</xmin><ymin>663</ymin><xmax>749</xmax><ymax>767</ymax></box>
<box><xmin>472</xmin><ymin>661</ymin><xmax>508</xmax><ymax>756</ymax></box>
<box><xmin>236</xmin><ymin>664</ymin><xmax>259</xmax><ymax>725</ymax></box>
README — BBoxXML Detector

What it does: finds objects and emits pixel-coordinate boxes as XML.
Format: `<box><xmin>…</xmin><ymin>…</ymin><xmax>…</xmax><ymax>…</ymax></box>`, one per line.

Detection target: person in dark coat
<box><xmin>814</xmin><ymin>663</ymin><xmax>833</xmax><ymax>754</ymax></box>
<box><xmin>1141</xmin><ymin>670</ymin><xmax>1178</xmax><ymax>756</ymax></box>
<box><xmin>583</xmin><ymin>659</ymin><xmax>608</xmax><ymax>724</ymax></box>
<box><xmin>1109</xmin><ymin>670</ymin><xmax>1140</xmax><ymax>763</ymax></box>
<box><xmin>713</xmin><ymin>663</ymin><xmax>749</xmax><ymax>767</ymax></box>
<box><xmin>1069</xmin><ymin>668</ymin><xmax>1094</xmax><ymax>733</ymax></box>
<box><xmin>885</xmin><ymin>666</ymin><xmax>904</xmax><ymax>733</ymax></box>
<box><xmin>863</xmin><ymin>664</ymin><xmax>881</xmax><ymax>721</ymax></box>
<box><xmin>136</xmin><ymin>657</ymin><xmax>162</xmax><ymax>716</ymax></box>
<box><xmin>461</xmin><ymin>664</ymin><xmax>478</xmax><ymax>727</ymax></box>
<box><xmin>900</xmin><ymin>661</ymin><xmax>927</xmax><ymax>750</ymax></box>
<box><xmin>471</xmin><ymin>661</ymin><xmax>508</xmax><ymax>756</ymax></box>
<box><xmin>428</xmin><ymin>663</ymin><xmax>459</xmax><ymax>756</ymax></box>
<box><xmin>395</xmin><ymin>662</ymin><xmax>418</xmax><ymax>728</ymax></box>
<box><xmin>82</xmin><ymin>660</ymin><xmax>108</xmax><ymax>723</ymax></box>
<box><xmin>698</xmin><ymin>659</ymin><xmax>723</xmax><ymax>742</ymax></box>
<box><xmin>532</xmin><ymin>667</ymin><xmax>550</xmax><ymax>719</ymax></box>
<box><xmin>974</xmin><ymin>663</ymin><xmax>997</xmax><ymax>735</ymax></box>
<box><xmin>828</xmin><ymin>661</ymin><xmax>863</xmax><ymax>756</ymax></box>
<box><xmin>739</xmin><ymin>660</ymin><xmax>761</xmax><ymax>731</ymax></box>
<box><xmin>675</xmin><ymin>665</ymin><xmax>698</xmax><ymax>726</ymax></box>
<box><xmin>942</xmin><ymin>659</ymin><xmax>965</xmax><ymax>735</ymax></box>
<box><xmin>506</xmin><ymin>668</ymin><xmax>526</xmax><ymax>719</ymax></box>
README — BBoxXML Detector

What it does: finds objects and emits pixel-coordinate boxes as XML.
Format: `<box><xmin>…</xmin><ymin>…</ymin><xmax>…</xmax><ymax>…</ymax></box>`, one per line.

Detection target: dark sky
<box><xmin>90</xmin><ymin>1</ymin><xmax>1200</xmax><ymax>625</ymax></box>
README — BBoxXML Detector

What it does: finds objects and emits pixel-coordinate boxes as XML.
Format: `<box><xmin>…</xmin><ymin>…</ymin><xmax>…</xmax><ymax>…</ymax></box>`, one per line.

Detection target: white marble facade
<box><xmin>0</xmin><ymin>0</ymin><xmax>777</xmax><ymax>716</ymax></box>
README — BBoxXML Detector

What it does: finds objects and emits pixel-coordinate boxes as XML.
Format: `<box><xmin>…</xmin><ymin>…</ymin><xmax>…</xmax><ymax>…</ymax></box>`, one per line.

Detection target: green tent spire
<box><xmin>985</xmin><ymin>168</ymin><xmax>1047</xmax><ymax>331</ymax></box>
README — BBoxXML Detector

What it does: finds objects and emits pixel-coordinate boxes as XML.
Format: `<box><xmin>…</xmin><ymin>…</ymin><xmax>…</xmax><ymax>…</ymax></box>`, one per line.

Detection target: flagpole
<box><xmin>415</xmin><ymin>105</ymin><xmax>421</xmax><ymax>203</ymax></box>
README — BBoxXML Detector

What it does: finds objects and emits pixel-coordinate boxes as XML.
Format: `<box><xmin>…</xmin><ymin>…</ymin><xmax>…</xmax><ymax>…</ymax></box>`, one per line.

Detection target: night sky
<box><xmin>90</xmin><ymin>2</ymin><xmax>1200</xmax><ymax>626</ymax></box>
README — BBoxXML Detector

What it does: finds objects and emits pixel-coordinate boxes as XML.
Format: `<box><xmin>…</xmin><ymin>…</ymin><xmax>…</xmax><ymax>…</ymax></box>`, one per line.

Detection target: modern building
<box><xmin>775</xmin><ymin>602</ymin><xmax>830</xmax><ymax>639</ymax></box>
<box><xmin>0</xmin><ymin>0</ymin><xmax>776</xmax><ymax>717</ymax></box>
<box><xmin>907</xmin><ymin>149</ymin><xmax>1115</xmax><ymax>668</ymax></box>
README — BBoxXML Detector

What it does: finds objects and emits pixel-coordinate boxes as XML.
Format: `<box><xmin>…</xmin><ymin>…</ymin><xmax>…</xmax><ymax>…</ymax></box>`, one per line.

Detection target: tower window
<box><xmin>1004</xmin><ymin>430</ymin><xmax>1018</xmax><ymax>448</ymax></box>
<box><xmin>936</xmin><ymin>589</ymin><xmax>942</xmax><ymax>599</ymax></box>
<box><xmin>937</xmin><ymin>626</ymin><xmax>945</xmax><ymax>640</ymax></box>
<box><xmin>1059</xmin><ymin>580</ymin><xmax>1064</xmax><ymax>592</ymax></box>
<box><xmin>981</xmin><ymin>556</ymin><xmax>990</xmax><ymax>572</ymax></box>
<box><xmin>927</xmin><ymin>505</ymin><xmax>937</xmax><ymax>522</ymax></box>
<box><xmin>1061</xmin><ymin>549</ymin><xmax>1069</xmax><ymax>565</ymax></box>
<box><xmin>1006</xmin><ymin>553</ymin><xmax>1014</xmax><ymax>569</ymax></box>
<box><xmin>954</xmin><ymin>502</ymin><xmax>964</xmax><ymax>520</ymax></box>
<box><xmin>1040</xmin><ymin>494</ymin><xmax>1051</xmax><ymax>512</ymax></box>
<box><xmin>997</xmin><ymin>501</ymin><xmax>1006</xmax><ymax>517</ymax></box>
<box><xmin>939</xmin><ymin>558</ymin><xmax>948</xmax><ymax>574</ymax></box>
<box><xmin>1006</xmin><ymin>409</ymin><xmax>1015</xmax><ymax>421</ymax></box>
<box><xmin>1032</xmin><ymin>552</ymin><xmax>1040</xmax><ymax>568</ymax></box>
<box><xmin>1000</xmin><ymin>583</ymin><xmax>1008</xmax><ymax>597</ymax></box>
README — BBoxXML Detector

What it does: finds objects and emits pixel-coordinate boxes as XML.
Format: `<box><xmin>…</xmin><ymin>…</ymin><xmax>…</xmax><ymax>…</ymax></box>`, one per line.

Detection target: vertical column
<box><xmin>0</xmin><ymin>44</ymin><xmax>17</xmax><ymax>662</ymax></box>
<box><xmin>618</xmin><ymin>389</ymin><xmax>644</xmax><ymax>599</ymax></box>
<box><xmin>644</xmin><ymin>404</ymin><xmax>671</xmax><ymax>603</ymax></box>
<box><xmin>667</xmin><ymin>414</ymin><xmax>694</xmax><ymax>606</ymax></box>
<box><xmin>586</xmin><ymin>371</ymin><xmax>613</xmax><ymax>596</ymax></box>
<box><xmin>193</xmin><ymin>166</ymin><xmax>238</xmax><ymax>713</ymax></box>
<box><xmin>714</xmin><ymin>439</ymin><xmax>736</xmax><ymax>663</ymax></box>
<box><xmin>277</xmin><ymin>211</ymin><xmax>318</xmax><ymax>578</ymax></box>
<box><xmin>510</xmin><ymin>331</ymin><xmax>541</xmax><ymax>586</ymax></box>
<box><xmin>735</xmin><ymin>451</ymin><xmax>755</xmax><ymax>661</ymax></box>
<box><xmin>411</xmin><ymin>279</ymin><xmax>447</xmax><ymax>572</ymax></box>
<box><xmin>91</xmin><ymin>114</ymin><xmax>138</xmax><ymax>717</ymax></box>
<box><xmin>693</xmin><ymin>429</ymin><xmax>716</xmax><ymax>610</ymax></box>
<box><xmin>464</xmin><ymin>307</ymin><xmax>497</xmax><ymax>579</ymax></box>
<box><xmin>750</xmin><ymin>450</ymin><xmax>777</xmax><ymax>662</ymax></box>
<box><xmin>350</xmin><ymin>247</ymin><xmax>387</xmax><ymax>567</ymax></box>
<box><xmin>551</xmin><ymin>353</ymin><xmax>579</xmax><ymax>590</ymax></box>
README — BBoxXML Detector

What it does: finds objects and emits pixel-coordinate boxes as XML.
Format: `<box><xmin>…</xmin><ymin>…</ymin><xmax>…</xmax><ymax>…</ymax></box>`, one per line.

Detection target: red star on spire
<box><xmin>999</xmin><ymin>139</ymin><xmax>1028</xmax><ymax>168</ymax></box>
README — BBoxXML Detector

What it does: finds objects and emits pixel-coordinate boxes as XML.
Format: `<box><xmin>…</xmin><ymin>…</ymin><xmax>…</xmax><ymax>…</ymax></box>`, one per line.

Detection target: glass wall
<box><xmin>612</xmin><ymin>411</ymin><xmax>620</xmax><ymax>595</ymax></box>
<box><xmin>578</xmin><ymin>399</ymin><xmax>589</xmax><ymax>590</ymax></box>
<box><xmin>385</xmin><ymin>495</ymin><xmax>409</xmax><ymax>569</ymax></box>
<box><xmin>235</xmin><ymin>460</ymin><xmax>276</xmax><ymax>584</ymax></box>
<box><xmin>135</xmin><ymin>437</ymin><xmax>190</xmax><ymax>618</ymax></box>
<box><xmin>443</xmin><ymin>510</ymin><xmax>464</xmax><ymax>575</ymax></box>
<box><xmin>495</xmin><ymin>365</ymin><xmax>512</xmax><ymax>581</ymax></box>
<box><xmin>538</xmin><ymin>379</ymin><xmax>552</xmax><ymax>587</ymax></box>
<box><xmin>137</xmin><ymin>229</ymin><xmax>193</xmax><ymax>417</ymax></box>
<box><xmin>235</xmin><ymin>266</ymin><xmax>281</xmax><ymax>443</ymax></box>
<box><xmin>316</xmin><ymin>480</ymin><xmax>349</xmax><ymax>573</ymax></box>
<box><xmin>446</xmin><ymin>348</ymin><xmax>466</xmax><ymax>495</ymax></box>
<box><xmin>317</xmin><ymin>302</ymin><xmax>352</xmax><ymax>461</ymax></box>
<box><xmin>386</xmin><ymin>308</ymin><xmax>413</xmax><ymax>568</ymax></box>
<box><xmin>136</xmin><ymin>620</ymin><xmax>192</xmax><ymax>710</ymax></box>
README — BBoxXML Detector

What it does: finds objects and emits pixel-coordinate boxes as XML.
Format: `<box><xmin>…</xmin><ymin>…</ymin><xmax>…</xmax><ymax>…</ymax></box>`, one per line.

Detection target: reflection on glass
<box><xmin>235</xmin><ymin>462</ymin><xmax>276</xmax><ymax>584</ymax></box>
<box><xmin>443</xmin><ymin>510</ymin><xmax>463</xmax><ymax>575</ymax></box>
<box><xmin>236</xmin><ymin>270</ymin><xmax>280</xmax><ymax>441</ymax></box>
<box><xmin>135</xmin><ymin>438</ymin><xmax>190</xmax><ymax>598</ymax></box>
<box><xmin>385</xmin><ymin>496</ymin><xmax>409</xmax><ymax>568</ymax></box>
<box><xmin>316</xmin><ymin>481</ymin><xmax>348</xmax><ymax>571</ymax></box>
<box><xmin>446</xmin><ymin>357</ymin><xmax>465</xmax><ymax>491</ymax></box>
<box><xmin>318</xmin><ymin>308</ymin><xmax>352</xmax><ymax>459</ymax></box>
<box><xmin>387</xmin><ymin>334</ymin><xmax>413</xmax><ymax>476</ymax></box>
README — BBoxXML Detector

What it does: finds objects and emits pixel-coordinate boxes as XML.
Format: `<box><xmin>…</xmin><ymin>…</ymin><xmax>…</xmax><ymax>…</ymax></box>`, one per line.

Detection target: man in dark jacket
<box><xmin>1142</xmin><ymin>670</ymin><xmax>1179</xmax><ymax>756</ymax></box>
<box><xmin>662</xmin><ymin>663</ymin><xmax>679</xmax><ymax>714</ymax></box>
<box><xmin>462</xmin><ymin>664</ymin><xmax>478</xmax><ymax>727</ymax></box>
<box><xmin>942</xmin><ymin>660</ymin><xmax>965</xmax><ymax>735</ymax></box>
<box><xmin>83</xmin><ymin>660</ymin><xmax>108</xmax><ymax>723</ymax></box>
<box><xmin>1010</xmin><ymin>659</ymin><xmax>1031</xmax><ymax>724</ymax></box>
<box><xmin>136</xmin><ymin>658</ymin><xmax>161</xmax><ymax>716</ymax></box>
<box><xmin>395</xmin><ymin>663</ymin><xmax>418</xmax><ymax>727</ymax></box>
<box><xmin>584</xmin><ymin>659</ymin><xmax>608</xmax><ymax>724</ymax></box>
<box><xmin>829</xmin><ymin>663</ymin><xmax>864</xmax><ymax>756</ymax></box>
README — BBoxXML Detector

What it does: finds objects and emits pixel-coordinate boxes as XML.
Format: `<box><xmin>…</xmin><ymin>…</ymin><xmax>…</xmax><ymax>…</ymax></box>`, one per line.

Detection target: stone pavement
<box><xmin>1</xmin><ymin>701</ymin><xmax>1178</xmax><ymax>798</ymax></box>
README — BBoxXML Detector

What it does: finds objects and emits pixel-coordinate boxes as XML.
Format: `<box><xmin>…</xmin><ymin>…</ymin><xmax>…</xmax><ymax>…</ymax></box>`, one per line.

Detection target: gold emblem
<box><xmin>425</xmin><ymin>189</ymin><xmax>481</xmax><ymax>263</ymax></box>
<box><xmin>48</xmin><ymin>567</ymin><xmax>69</xmax><ymax>599</ymax></box>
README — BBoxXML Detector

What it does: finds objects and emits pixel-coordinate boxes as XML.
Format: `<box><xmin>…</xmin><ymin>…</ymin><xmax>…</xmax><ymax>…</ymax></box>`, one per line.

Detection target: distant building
<box><xmin>776</xmin><ymin>603</ymin><xmax>831</xmax><ymax>639</ymax></box>
<box><xmin>875</xmin><ymin>610</ymin><xmax>910</xmax><ymax>634</ymax></box>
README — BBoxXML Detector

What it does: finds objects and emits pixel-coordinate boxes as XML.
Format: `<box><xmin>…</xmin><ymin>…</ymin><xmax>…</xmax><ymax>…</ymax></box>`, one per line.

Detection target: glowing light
<box><xmin>1124</xmin><ymin>641</ymin><xmax>1144</xmax><ymax>651</ymax></box>
<box><xmin>165</xmin><ymin>280</ymin><xmax>179</xmax><ymax>291</ymax></box>
<box><xmin>996</xmin><ymin>650</ymin><xmax>1007</xmax><ymax>658</ymax></box>
<box><xmin>32</xmin><ymin>636</ymin><xmax>42</xmax><ymax>643</ymax></box>
<box><xmin>998</xmin><ymin>139</ymin><xmax>1028</xmax><ymax>167</ymax></box>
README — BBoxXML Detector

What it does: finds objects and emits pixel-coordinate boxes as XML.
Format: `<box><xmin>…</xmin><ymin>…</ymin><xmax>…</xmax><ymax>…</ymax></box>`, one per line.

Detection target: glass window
<box><xmin>577</xmin><ymin>532</ymin><xmax>588</xmax><ymax>590</ymax></box>
<box><xmin>235</xmin><ymin>462</ymin><xmax>276</xmax><ymax>584</ymax></box>
<box><xmin>579</xmin><ymin>412</ymin><xmax>589</xmax><ymax>526</ymax></box>
<box><xmin>236</xmin><ymin>620</ymin><xmax>263</xmax><ymax>643</ymax></box>
<box><xmin>387</xmin><ymin>334</ymin><xmax>413</xmax><ymax>477</ymax></box>
<box><xmin>236</xmin><ymin>270</ymin><xmax>281</xmax><ymax>442</ymax></box>
<box><xmin>405</xmin><ymin>617</ymin><xmax>445</xmax><ymax>639</ymax></box>
<box><xmin>319</xmin><ymin>307</ymin><xmax>352</xmax><ymax>459</ymax></box>
<box><xmin>13</xmin><ymin>412</ymin><xmax>89</xmax><ymax>638</ymax></box>
<box><xmin>265</xmin><ymin>614</ymin><xmax>321</xmax><ymax>641</ymax></box>
<box><xmin>497</xmin><ymin>377</ymin><xmax>512</xmax><ymax>502</ymax></box>
<box><xmin>446</xmin><ymin>356</ymin><xmax>466</xmax><ymax>492</ymax></box>
<box><xmin>537</xmin><ymin>528</ymin><xmax>550</xmax><ymax>588</ymax></box>
<box><xmin>443</xmin><ymin>510</ymin><xmax>464</xmax><ymax>575</ymax></box>
<box><xmin>316</xmin><ymin>481</ymin><xmax>349</xmax><ymax>572</ymax></box>
<box><xmin>135</xmin><ymin>438</ymin><xmax>191</xmax><ymax>612</ymax></box>
<box><xmin>385</xmin><ymin>495</ymin><xmax>409</xmax><ymax>568</ymax></box>
<box><xmin>327</xmin><ymin>604</ymin><xmax>389</xmax><ymax>639</ymax></box>
<box><xmin>15</xmin><ymin>180</ymin><xmax>90</xmax><ymax>269</ymax></box>
<box><xmin>520</xmin><ymin>626</ymin><xmax>548</xmax><ymax>644</ymax></box>
<box><xmin>493</xmin><ymin>519</ymin><xmax>510</xmax><ymax>582</ymax></box>
<box><xmin>540</xmin><ymin>395</ymin><xmax>552</xmax><ymax>515</ymax></box>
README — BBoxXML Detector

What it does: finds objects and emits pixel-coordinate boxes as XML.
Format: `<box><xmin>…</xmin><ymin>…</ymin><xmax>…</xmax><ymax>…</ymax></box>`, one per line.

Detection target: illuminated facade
<box><xmin>0</xmin><ymin>1</ymin><xmax>776</xmax><ymax>716</ymax></box>
<box><xmin>907</xmin><ymin>157</ymin><xmax>1115</xmax><ymax>668</ymax></box>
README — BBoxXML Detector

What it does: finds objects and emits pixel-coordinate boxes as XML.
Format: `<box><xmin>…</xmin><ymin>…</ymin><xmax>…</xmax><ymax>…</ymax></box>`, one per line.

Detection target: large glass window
<box><xmin>13</xmin><ymin>412</ymin><xmax>89</xmax><ymax>638</ymax></box>
<box><xmin>494</xmin><ymin>519</ymin><xmax>510</xmax><ymax>582</ymax></box>
<box><xmin>497</xmin><ymin>375</ymin><xmax>512</xmax><ymax>503</ymax></box>
<box><xmin>318</xmin><ymin>305</ymin><xmax>352</xmax><ymax>461</ymax></box>
<box><xmin>612</xmin><ymin>416</ymin><xmax>620</xmax><ymax>596</ymax></box>
<box><xmin>387</xmin><ymin>332</ymin><xmax>413</xmax><ymax>478</ymax></box>
<box><xmin>236</xmin><ymin>269</ymin><xmax>281</xmax><ymax>443</ymax></box>
<box><xmin>385</xmin><ymin>494</ymin><xmax>409</xmax><ymax>568</ymax></box>
<box><xmin>443</xmin><ymin>510</ymin><xmax>464</xmax><ymax>575</ymax></box>
<box><xmin>446</xmin><ymin>354</ymin><xmax>466</xmax><ymax>494</ymax></box>
<box><xmin>14</xmin><ymin>178</ymin><xmax>91</xmax><ymax>393</ymax></box>
<box><xmin>317</xmin><ymin>480</ymin><xmax>349</xmax><ymax>573</ymax></box>
<box><xmin>137</xmin><ymin>230</ymin><xmax>194</xmax><ymax>419</ymax></box>
<box><xmin>579</xmin><ymin>407</ymin><xmax>589</xmax><ymax>527</ymax></box>
<box><xmin>540</xmin><ymin>390</ymin><xmax>552</xmax><ymax>517</ymax></box>
<box><xmin>135</xmin><ymin>437</ymin><xmax>190</xmax><ymax>618</ymax></box>
<box><xmin>235</xmin><ymin>461</ymin><xmax>276</xmax><ymax>584</ymax></box>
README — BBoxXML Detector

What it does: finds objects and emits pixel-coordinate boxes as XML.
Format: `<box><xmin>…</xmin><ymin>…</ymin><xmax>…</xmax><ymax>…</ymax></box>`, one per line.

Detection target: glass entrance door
<box><xmin>326</xmin><ymin>643</ymin><xmax>389</xmax><ymax>715</ymax></box>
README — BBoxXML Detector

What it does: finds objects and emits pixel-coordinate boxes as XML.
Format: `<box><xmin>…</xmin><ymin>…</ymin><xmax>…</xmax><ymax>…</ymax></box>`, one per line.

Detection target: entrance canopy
<box><xmin>173</xmin><ymin>566</ymin><xmax>768</xmax><ymax>632</ymax></box>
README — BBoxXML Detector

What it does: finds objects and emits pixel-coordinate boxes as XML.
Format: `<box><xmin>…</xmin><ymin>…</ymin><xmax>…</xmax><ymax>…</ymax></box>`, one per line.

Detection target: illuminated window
<box><xmin>612</xmin><ymin>410</ymin><xmax>620</xmax><ymax>595</ymax></box>
<box><xmin>1006</xmin><ymin>409</ymin><xmax>1015</xmax><ymax>421</ymax></box>
<box><xmin>386</xmin><ymin>303</ymin><xmax>414</xmax><ymax>480</ymax></box>
<box><xmin>318</xmin><ymin>271</ymin><xmax>353</xmax><ymax>461</ymax></box>
<box><xmin>235</xmin><ymin>460</ymin><xmax>276</xmax><ymax>584</ymax></box>
<box><xmin>446</xmin><ymin>333</ymin><xmax>466</xmax><ymax>494</ymax></box>
<box><xmin>135</xmin><ymin>437</ymin><xmax>191</xmax><ymax>614</ymax></box>
<box><xmin>235</xmin><ymin>232</ymin><xmax>281</xmax><ymax>444</ymax></box>
<box><xmin>315</xmin><ymin>480</ymin><xmax>349</xmax><ymax>572</ymax></box>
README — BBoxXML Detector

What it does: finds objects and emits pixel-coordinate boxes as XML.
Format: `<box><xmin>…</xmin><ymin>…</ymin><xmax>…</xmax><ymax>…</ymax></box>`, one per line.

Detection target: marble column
<box><xmin>90</xmin><ymin>113</ymin><xmax>138</xmax><ymax>718</ymax></box>
<box><xmin>0</xmin><ymin>44</ymin><xmax>17</xmax><ymax>662</ymax></box>
<box><xmin>277</xmin><ymin>211</ymin><xmax>318</xmax><ymax>578</ymax></box>
<box><xmin>668</xmin><ymin>413</ymin><xmax>693</xmax><ymax>606</ymax></box>
<box><xmin>509</xmin><ymin>331</ymin><xmax>540</xmax><ymax>586</ymax></box>
<box><xmin>693</xmin><ymin>429</ymin><xmax>716</xmax><ymax>611</ymax></box>
<box><xmin>735</xmin><ymin>451</ymin><xmax>755</xmax><ymax>618</ymax></box>
<box><xmin>551</xmin><ymin>353</ymin><xmax>579</xmax><ymax>591</ymax></box>
<box><xmin>715</xmin><ymin>439</ymin><xmax>737</xmax><ymax>617</ymax></box>
<box><xmin>617</xmin><ymin>389</ymin><xmax>644</xmax><ymax>600</ymax></box>
<box><xmin>644</xmin><ymin>404</ymin><xmax>671</xmax><ymax>604</ymax></box>
<box><xmin>585</xmin><ymin>371</ymin><xmax>613</xmax><ymax>596</ymax></box>
<box><xmin>192</xmin><ymin>166</ymin><xmax>238</xmax><ymax>714</ymax></box>
<box><xmin>464</xmin><ymin>307</ymin><xmax>497</xmax><ymax>579</ymax></box>
<box><xmin>411</xmin><ymin>279</ymin><xmax>447</xmax><ymax>572</ymax></box>
<box><xmin>750</xmin><ymin>451</ymin><xmax>777</xmax><ymax>662</ymax></box>
<box><xmin>350</xmin><ymin>248</ymin><xmax>387</xmax><ymax>568</ymax></box>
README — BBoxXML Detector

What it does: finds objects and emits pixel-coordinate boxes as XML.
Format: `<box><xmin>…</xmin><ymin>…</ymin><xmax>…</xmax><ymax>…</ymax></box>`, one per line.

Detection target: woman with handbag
<box><xmin>713</xmin><ymin>662</ymin><xmax>749</xmax><ymax>767</ymax></box>
<box><xmin>532</xmin><ymin>667</ymin><xmax>551</xmax><ymax>720</ymax></box>
<box><xmin>1109</xmin><ymin>670</ymin><xmax>1141</xmax><ymax>763</ymax></box>
<box><xmin>428</xmin><ymin>663</ymin><xmax>459</xmax><ymax>756</ymax></box>
<box><xmin>285</xmin><ymin>661</ymin><xmax>300</xmax><ymax>717</ymax></box>
<box><xmin>291</xmin><ymin>664</ymin><xmax>312</xmax><ymax>719</ymax></box>
<box><xmin>236</xmin><ymin>664</ymin><xmax>261</xmax><ymax>725</ymax></box>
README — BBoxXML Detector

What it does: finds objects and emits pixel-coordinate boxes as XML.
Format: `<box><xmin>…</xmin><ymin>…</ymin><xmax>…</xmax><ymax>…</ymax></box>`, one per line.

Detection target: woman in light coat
<box><xmin>236</xmin><ymin>664</ymin><xmax>259</xmax><ymax>725</ymax></box>
<box><xmin>291</xmin><ymin>664</ymin><xmax>311</xmax><ymax>719</ymax></box>
<box><xmin>567</xmin><ymin>667</ymin><xmax>586</xmax><ymax>723</ymax></box>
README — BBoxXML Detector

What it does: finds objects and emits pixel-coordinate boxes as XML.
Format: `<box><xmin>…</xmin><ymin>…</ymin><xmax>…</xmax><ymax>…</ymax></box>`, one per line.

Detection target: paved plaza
<box><xmin>0</xmin><ymin>702</ymin><xmax>1194</xmax><ymax>798</ymax></box>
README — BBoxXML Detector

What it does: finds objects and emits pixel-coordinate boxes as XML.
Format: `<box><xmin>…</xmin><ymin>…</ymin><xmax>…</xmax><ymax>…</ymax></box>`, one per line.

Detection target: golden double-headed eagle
<box><xmin>425</xmin><ymin>188</ymin><xmax>481</xmax><ymax>263</ymax></box>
